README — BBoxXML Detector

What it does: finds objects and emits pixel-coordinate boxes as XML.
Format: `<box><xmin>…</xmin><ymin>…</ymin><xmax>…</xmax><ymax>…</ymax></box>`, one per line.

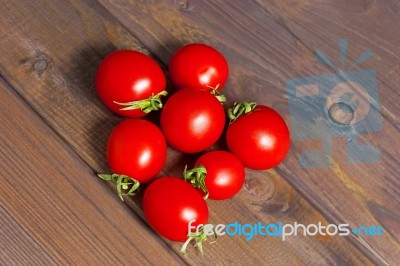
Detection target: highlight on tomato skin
<box><xmin>95</xmin><ymin>50</ymin><xmax>167</xmax><ymax>118</ymax></box>
<box><xmin>226</xmin><ymin>102</ymin><xmax>290</xmax><ymax>170</ymax></box>
<box><xmin>184</xmin><ymin>150</ymin><xmax>246</xmax><ymax>200</ymax></box>
<box><xmin>168</xmin><ymin>43</ymin><xmax>229</xmax><ymax>92</ymax></box>
<box><xmin>142</xmin><ymin>177</ymin><xmax>209</xmax><ymax>242</ymax></box>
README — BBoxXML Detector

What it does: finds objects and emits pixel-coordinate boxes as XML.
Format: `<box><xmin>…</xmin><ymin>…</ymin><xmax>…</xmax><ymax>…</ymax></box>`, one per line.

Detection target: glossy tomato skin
<box><xmin>226</xmin><ymin>106</ymin><xmax>290</xmax><ymax>170</ymax></box>
<box><xmin>106</xmin><ymin>119</ymin><xmax>166</xmax><ymax>183</ymax></box>
<box><xmin>143</xmin><ymin>177</ymin><xmax>208</xmax><ymax>242</ymax></box>
<box><xmin>168</xmin><ymin>44</ymin><xmax>228</xmax><ymax>91</ymax></box>
<box><xmin>195</xmin><ymin>151</ymin><xmax>245</xmax><ymax>200</ymax></box>
<box><xmin>95</xmin><ymin>50</ymin><xmax>166</xmax><ymax>118</ymax></box>
<box><xmin>160</xmin><ymin>89</ymin><xmax>225</xmax><ymax>153</ymax></box>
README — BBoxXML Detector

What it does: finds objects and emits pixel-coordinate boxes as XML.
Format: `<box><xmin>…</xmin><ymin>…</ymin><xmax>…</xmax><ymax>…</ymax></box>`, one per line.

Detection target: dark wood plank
<box><xmin>0</xmin><ymin>80</ymin><xmax>183</xmax><ymax>265</ymax></box>
<box><xmin>0</xmin><ymin>0</ymin><xmax>375</xmax><ymax>264</ymax></box>
<box><xmin>95</xmin><ymin>0</ymin><xmax>400</xmax><ymax>264</ymax></box>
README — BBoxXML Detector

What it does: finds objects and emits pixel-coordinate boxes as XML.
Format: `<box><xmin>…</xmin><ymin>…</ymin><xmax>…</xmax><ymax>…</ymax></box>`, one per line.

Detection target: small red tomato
<box><xmin>169</xmin><ymin>43</ymin><xmax>228</xmax><ymax>91</ymax></box>
<box><xmin>143</xmin><ymin>177</ymin><xmax>208</xmax><ymax>242</ymax></box>
<box><xmin>106</xmin><ymin>119</ymin><xmax>166</xmax><ymax>183</ymax></box>
<box><xmin>95</xmin><ymin>50</ymin><xmax>167</xmax><ymax>117</ymax></box>
<box><xmin>160</xmin><ymin>89</ymin><xmax>225</xmax><ymax>153</ymax></box>
<box><xmin>185</xmin><ymin>150</ymin><xmax>245</xmax><ymax>200</ymax></box>
<box><xmin>226</xmin><ymin>102</ymin><xmax>290</xmax><ymax>170</ymax></box>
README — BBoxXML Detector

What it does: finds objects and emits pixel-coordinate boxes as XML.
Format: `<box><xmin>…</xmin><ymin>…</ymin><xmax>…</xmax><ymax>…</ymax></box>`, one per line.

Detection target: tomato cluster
<box><xmin>94</xmin><ymin>44</ymin><xmax>290</xmax><ymax>254</ymax></box>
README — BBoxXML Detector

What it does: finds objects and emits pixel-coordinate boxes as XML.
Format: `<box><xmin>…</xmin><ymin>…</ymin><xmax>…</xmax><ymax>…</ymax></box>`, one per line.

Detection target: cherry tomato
<box><xmin>106</xmin><ymin>119</ymin><xmax>166</xmax><ymax>183</ymax></box>
<box><xmin>160</xmin><ymin>89</ymin><xmax>225</xmax><ymax>153</ymax></box>
<box><xmin>95</xmin><ymin>50</ymin><xmax>167</xmax><ymax>118</ymax></box>
<box><xmin>143</xmin><ymin>177</ymin><xmax>208</xmax><ymax>242</ymax></box>
<box><xmin>169</xmin><ymin>43</ymin><xmax>228</xmax><ymax>91</ymax></box>
<box><xmin>185</xmin><ymin>150</ymin><xmax>245</xmax><ymax>200</ymax></box>
<box><xmin>226</xmin><ymin>103</ymin><xmax>290</xmax><ymax>170</ymax></box>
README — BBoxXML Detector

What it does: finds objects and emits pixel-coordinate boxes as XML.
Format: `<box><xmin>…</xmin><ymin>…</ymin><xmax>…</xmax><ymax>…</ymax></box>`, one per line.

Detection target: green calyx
<box><xmin>210</xmin><ymin>89</ymin><xmax>226</xmax><ymax>104</ymax></box>
<box><xmin>227</xmin><ymin>101</ymin><xmax>257</xmax><ymax>123</ymax></box>
<box><xmin>181</xmin><ymin>225</ymin><xmax>218</xmax><ymax>256</ymax></box>
<box><xmin>97</xmin><ymin>174</ymin><xmax>140</xmax><ymax>201</ymax></box>
<box><xmin>113</xmin><ymin>90</ymin><xmax>168</xmax><ymax>113</ymax></box>
<box><xmin>206</xmin><ymin>84</ymin><xmax>226</xmax><ymax>104</ymax></box>
<box><xmin>183</xmin><ymin>165</ymin><xmax>209</xmax><ymax>200</ymax></box>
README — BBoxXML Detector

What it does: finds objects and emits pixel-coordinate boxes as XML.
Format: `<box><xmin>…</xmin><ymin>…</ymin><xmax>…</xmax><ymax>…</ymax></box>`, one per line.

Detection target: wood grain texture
<box><xmin>0</xmin><ymin>80</ymin><xmax>183</xmax><ymax>265</ymax></box>
<box><xmin>0</xmin><ymin>206</ymin><xmax>57</xmax><ymax>266</ymax></box>
<box><xmin>95</xmin><ymin>0</ymin><xmax>400</xmax><ymax>264</ymax></box>
<box><xmin>0</xmin><ymin>0</ymin><xmax>375</xmax><ymax>265</ymax></box>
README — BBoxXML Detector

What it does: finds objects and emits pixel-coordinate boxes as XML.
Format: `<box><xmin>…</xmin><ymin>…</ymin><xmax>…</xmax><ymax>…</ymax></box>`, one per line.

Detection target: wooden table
<box><xmin>1</xmin><ymin>1</ymin><xmax>399</xmax><ymax>265</ymax></box>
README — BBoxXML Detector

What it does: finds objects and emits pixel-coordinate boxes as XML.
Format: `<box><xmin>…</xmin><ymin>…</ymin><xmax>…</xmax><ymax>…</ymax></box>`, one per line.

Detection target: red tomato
<box><xmin>160</xmin><ymin>89</ymin><xmax>225</xmax><ymax>153</ymax></box>
<box><xmin>169</xmin><ymin>43</ymin><xmax>228</xmax><ymax>91</ymax></box>
<box><xmin>226</xmin><ymin>103</ymin><xmax>290</xmax><ymax>170</ymax></box>
<box><xmin>106</xmin><ymin>119</ymin><xmax>166</xmax><ymax>183</ymax></box>
<box><xmin>95</xmin><ymin>50</ymin><xmax>167</xmax><ymax>118</ymax></box>
<box><xmin>143</xmin><ymin>177</ymin><xmax>208</xmax><ymax>242</ymax></box>
<box><xmin>186</xmin><ymin>150</ymin><xmax>245</xmax><ymax>200</ymax></box>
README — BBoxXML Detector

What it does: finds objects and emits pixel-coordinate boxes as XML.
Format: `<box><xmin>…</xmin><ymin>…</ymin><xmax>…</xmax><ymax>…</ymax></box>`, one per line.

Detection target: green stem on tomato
<box><xmin>206</xmin><ymin>84</ymin><xmax>226</xmax><ymax>104</ymax></box>
<box><xmin>181</xmin><ymin>225</ymin><xmax>218</xmax><ymax>256</ymax></box>
<box><xmin>97</xmin><ymin>174</ymin><xmax>140</xmax><ymax>201</ymax></box>
<box><xmin>113</xmin><ymin>90</ymin><xmax>168</xmax><ymax>113</ymax></box>
<box><xmin>227</xmin><ymin>101</ymin><xmax>257</xmax><ymax>123</ymax></box>
<box><xmin>210</xmin><ymin>90</ymin><xmax>226</xmax><ymax>105</ymax></box>
<box><xmin>183</xmin><ymin>165</ymin><xmax>209</xmax><ymax>200</ymax></box>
